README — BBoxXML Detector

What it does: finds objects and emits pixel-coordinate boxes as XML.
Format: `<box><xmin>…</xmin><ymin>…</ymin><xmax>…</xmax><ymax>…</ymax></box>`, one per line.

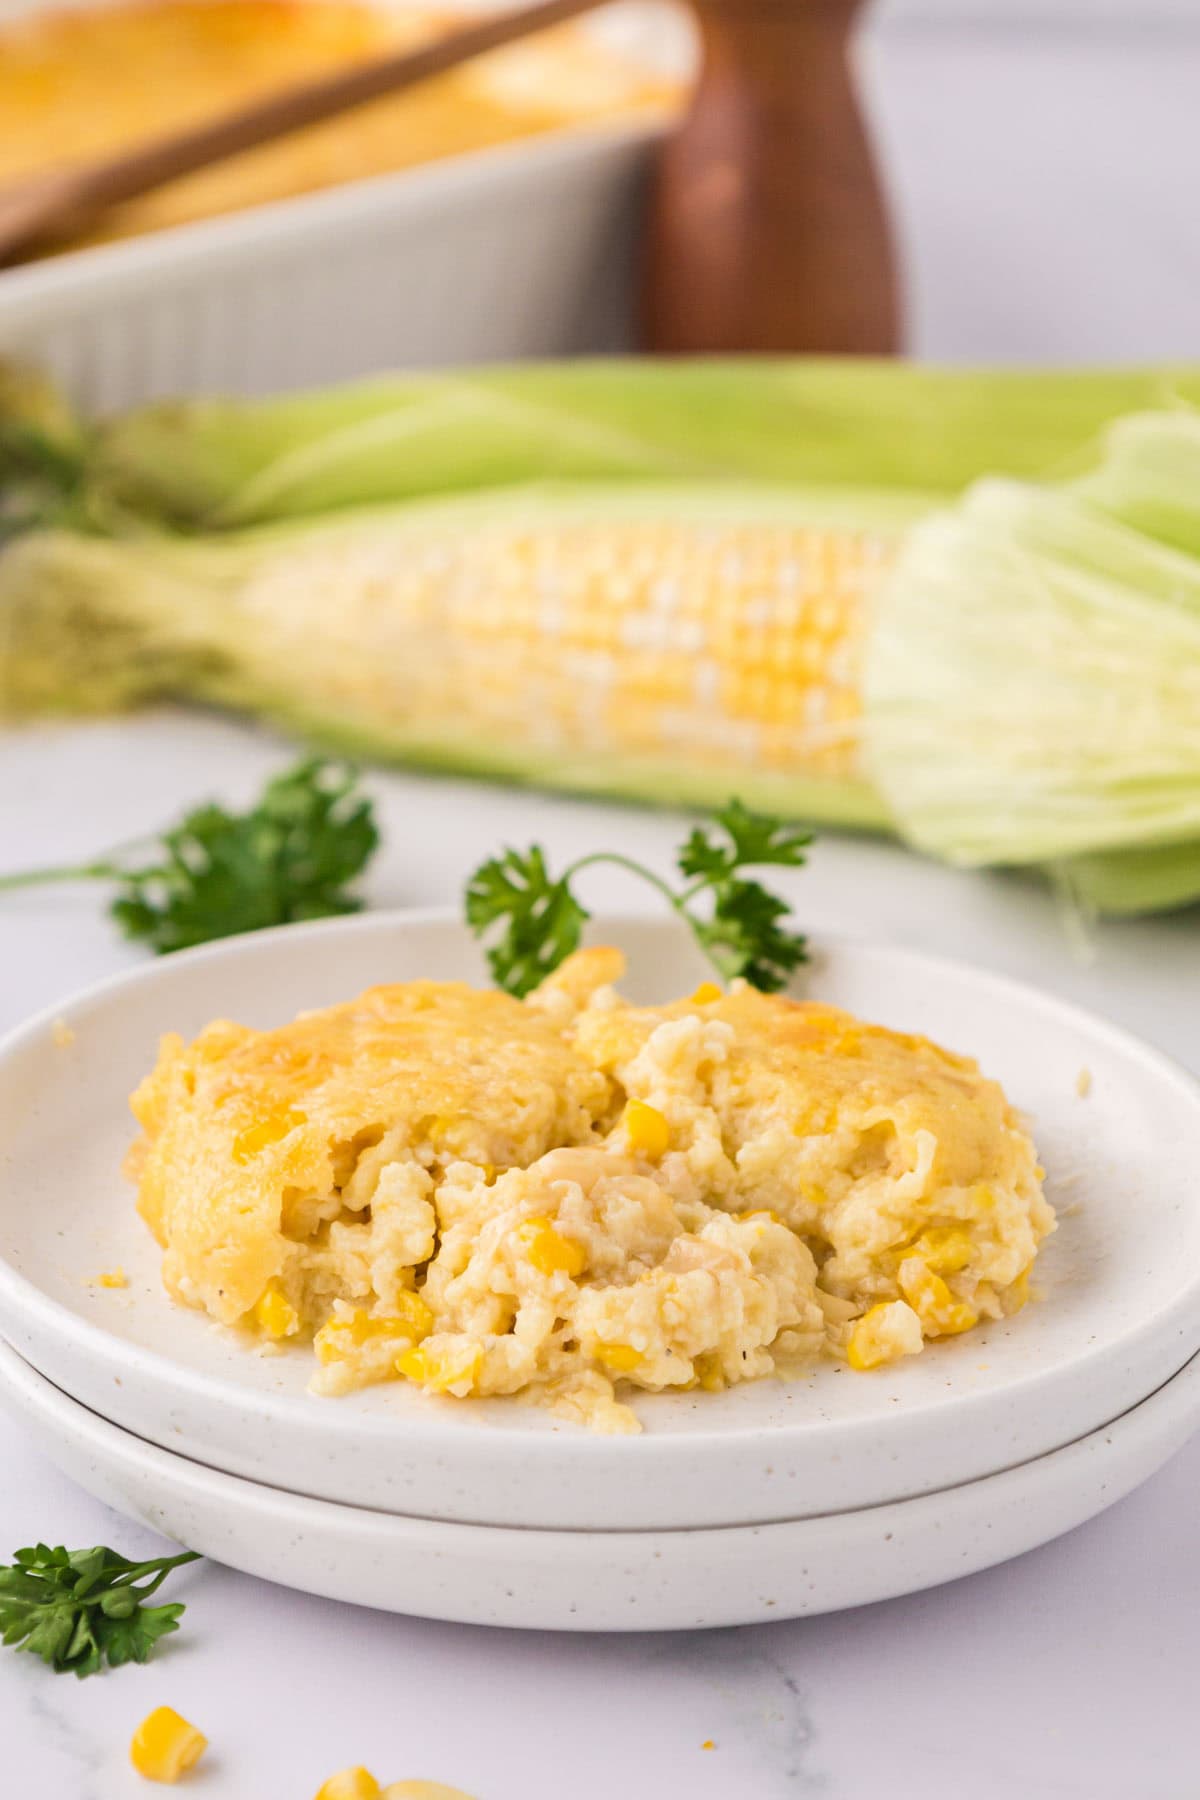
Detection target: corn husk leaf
<box><xmin>79</xmin><ymin>359</ymin><xmax>1200</xmax><ymax>532</ymax></box>
<box><xmin>0</xmin><ymin>364</ymin><xmax>91</xmax><ymax>543</ymax></box>
<box><xmin>1070</xmin><ymin>407</ymin><xmax>1200</xmax><ymax>556</ymax></box>
<box><xmin>864</xmin><ymin>476</ymin><xmax>1200</xmax><ymax>878</ymax></box>
<box><xmin>1054</xmin><ymin>839</ymin><xmax>1200</xmax><ymax>918</ymax></box>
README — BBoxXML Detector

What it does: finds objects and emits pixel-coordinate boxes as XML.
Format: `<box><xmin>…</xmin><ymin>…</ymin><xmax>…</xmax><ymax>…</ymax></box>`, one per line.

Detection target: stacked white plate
<box><xmin>1</xmin><ymin>913</ymin><xmax>1198</xmax><ymax>1632</ymax></box>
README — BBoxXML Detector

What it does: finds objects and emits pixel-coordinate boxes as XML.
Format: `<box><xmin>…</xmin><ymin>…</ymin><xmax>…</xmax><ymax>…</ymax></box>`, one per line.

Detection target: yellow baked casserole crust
<box><xmin>1</xmin><ymin>0</ymin><xmax>679</xmax><ymax>259</ymax></box>
<box><xmin>128</xmin><ymin>948</ymin><xmax>1055</xmax><ymax>1432</ymax></box>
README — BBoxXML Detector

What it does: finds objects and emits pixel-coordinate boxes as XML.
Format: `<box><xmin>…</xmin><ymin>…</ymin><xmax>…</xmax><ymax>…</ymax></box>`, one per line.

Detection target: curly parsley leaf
<box><xmin>465</xmin><ymin>845</ymin><xmax>589</xmax><ymax>998</ymax></box>
<box><xmin>678</xmin><ymin>800</ymin><xmax>814</xmax><ymax>883</ymax></box>
<box><xmin>0</xmin><ymin>1544</ymin><xmax>199</xmax><ymax>1678</ymax></box>
<box><xmin>0</xmin><ymin>757</ymin><xmax>380</xmax><ymax>955</ymax></box>
<box><xmin>466</xmin><ymin>801</ymin><xmax>812</xmax><ymax>997</ymax></box>
<box><xmin>694</xmin><ymin>877</ymin><xmax>809</xmax><ymax>992</ymax></box>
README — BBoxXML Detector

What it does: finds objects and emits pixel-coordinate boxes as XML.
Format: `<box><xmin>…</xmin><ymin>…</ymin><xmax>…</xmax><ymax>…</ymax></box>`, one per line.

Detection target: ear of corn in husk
<box><xmin>0</xmin><ymin>480</ymin><xmax>930</xmax><ymax>829</ymax></box>
<box><xmin>4</xmin><ymin>362</ymin><xmax>1200</xmax><ymax>915</ymax></box>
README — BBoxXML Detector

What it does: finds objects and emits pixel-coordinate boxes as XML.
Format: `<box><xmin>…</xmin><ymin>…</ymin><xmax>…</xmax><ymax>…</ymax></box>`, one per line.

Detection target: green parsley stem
<box><xmin>0</xmin><ymin>860</ymin><xmax>126</xmax><ymax>892</ymax></box>
<box><xmin>0</xmin><ymin>830</ymin><xmax>159</xmax><ymax>892</ymax></box>
<box><xmin>560</xmin><ymin>851</ymin><xmax>689</xmax><ymax>914</ymax></box>
<box><xmin>559</xmin><ymin>852</ymin><xmax>718</xmax><ymax>939</ymax></box>
<box><xmin>110</xmin><ymin>1550</ymin><xmax>202</xmax><ymax>1583</ymax></box>
<box><xmin>112</xmin><ymin>1551</ymin><xmax>201</xmax><ymax>1598</ymax></box>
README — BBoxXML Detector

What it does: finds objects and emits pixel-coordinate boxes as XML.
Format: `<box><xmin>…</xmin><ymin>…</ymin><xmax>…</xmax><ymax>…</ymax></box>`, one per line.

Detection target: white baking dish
<box><xmin>0</xmin><ymin>1</ymin><xmax>693</xmax><ymax>409</ymax></box>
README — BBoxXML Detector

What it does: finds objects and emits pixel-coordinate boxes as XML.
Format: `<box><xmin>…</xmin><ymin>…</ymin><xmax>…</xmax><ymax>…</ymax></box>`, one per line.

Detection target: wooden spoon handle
<box><xmin>0</xmin><ymin>0</ymin><xmax>611</xmax><ymax>263</ymax></box>
<box><xmin>641</xmin><ymin>0</ymin><xmax>899</xmax><ymax>354</ymax></box>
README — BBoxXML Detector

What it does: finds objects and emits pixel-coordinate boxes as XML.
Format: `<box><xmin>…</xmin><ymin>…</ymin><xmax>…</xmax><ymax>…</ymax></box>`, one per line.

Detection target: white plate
<box><xmin>2</xmin><ymin>1338</ymin><xmax>1198</xmax><ymax>1632</ymax></box>
<box><xmin>1</xmin><ymin>912</ymin><xmax>1198</xmax><ymax>1531</ymax></box>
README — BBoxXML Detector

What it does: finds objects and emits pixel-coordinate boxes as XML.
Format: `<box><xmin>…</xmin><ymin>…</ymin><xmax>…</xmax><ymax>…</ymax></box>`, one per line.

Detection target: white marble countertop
<box><xmin>2</xmin><ymin>711</ymin><xmax>1198</xmax><ymax>1800</ymax></box>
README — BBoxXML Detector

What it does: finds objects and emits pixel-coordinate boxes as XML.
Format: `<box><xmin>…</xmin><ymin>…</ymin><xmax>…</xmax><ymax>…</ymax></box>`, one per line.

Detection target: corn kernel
<box><xmin>427</xmin><ymin>1115</ymin><xmax>468</xmax><ymax>1154</ymax></box>
<box><xmin>1006</xmin><ymin>1264</ymin><xmax>1032</xmax><ymax>1313</ymax></box>
<box><xmin>397</xmin><ymin>1342</ymin><xmax>481</xmax><ymax>1395</ymax></box>
<box><xmin>592</xmin><ymin>1342</ymin><xmax>644</xmax><ymax>1374</ymax></box>
<box><xmin>98</xmin><ymin>1268</ymin><xmax>129</xmax><ymax>1289</ymax></box>
<box><xmin>910</xmin><ymin>1226</ymin><xmax>973</xmax><ymax>1275</ymax></box>
<box><xmin>693</xmin><ymin>1351</ymin><xmax>725</xmax><ymax>1391</ymax></box>
<box><xmin>130</xmin><ymin>1707</ymin><xmax>207</xmax><ymax>1784</ymax></box>
<box><xmin>315</xmin><ymin>1769</ymin><xmax>382</xmax><ymax>1800</ymax></box>
<box><xmin>793</xmin><ymin>1107</ymin><xmax>837</xmax><ymax>1137</ymax></box>
<box><xmin>232</xmin><ymin>1107</ymin><xmax>306</xmax><ymax>1164</ymax></box>
<box><xmin>624</xmin><ymin>1099</ymin><xmax>670</xmax><ymax>1158</ymax></box>
<box><xmin>314</xmin><ymin>1296</ymin><xmax>433</xmax><ymax>1365</ymax></box>
<box><xmin>254</xmin><ymin>1280</ymin><xmax>300</xmax><ymax>1340</ymax></box>
<box><xmin>898</xmin><ymin>1258</ymin><xmax>978</xmax><ymax>1337</ymax></box>
<box><xmin>847</xmin><ymin>1301</ymin><xmax>922</xmax><ymax>1371</ymax></box>
<box><xmin>690</xmin><ymin>982</ymin><xmax>723</xmax><ymax>1005</ymax></box>
<box><xmin>515</xmin><ymin>1216</ymin><xmax>587</xmax><ymax>1278</ymax></box>
<box><xmin>847</xmin><ymin>1305</ymin><xmax>891</xmax><ymax>1371</ymax></box>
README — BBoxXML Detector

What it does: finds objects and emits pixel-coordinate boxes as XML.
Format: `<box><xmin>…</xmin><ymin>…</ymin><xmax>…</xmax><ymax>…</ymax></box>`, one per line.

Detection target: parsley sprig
<box><xmin>0</xmin><ymin>757</ymin><xmax>379</xmax><ymax>954</ymax></box>
<box><xmin>0</xmin><ymin>1543</ymin><xmax>200</xmax><ymax>1678</ymax></box>
<box><xmin>466</xmin><ymin>800</ymin><xmax>813</xmax><ymax>998</ymax></box>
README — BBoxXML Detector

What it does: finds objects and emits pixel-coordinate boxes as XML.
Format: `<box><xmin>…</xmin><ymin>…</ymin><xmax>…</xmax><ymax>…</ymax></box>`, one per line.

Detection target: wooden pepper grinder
<box><xmin>642</xmin><ymin>0</ymin><xmax>899</xmax><ymax>354</ymax></box>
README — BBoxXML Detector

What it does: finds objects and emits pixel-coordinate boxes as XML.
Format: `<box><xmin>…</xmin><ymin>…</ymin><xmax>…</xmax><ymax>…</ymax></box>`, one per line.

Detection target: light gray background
<box><xmin>860</xmin><ymin>1</ymin><xmax>1200</xmax><ymax>360</ymax></box>
<box><xmin>4</xmin><ymin>7</ymin><xmax>1200</xmax><ymax>1795</ymax></box>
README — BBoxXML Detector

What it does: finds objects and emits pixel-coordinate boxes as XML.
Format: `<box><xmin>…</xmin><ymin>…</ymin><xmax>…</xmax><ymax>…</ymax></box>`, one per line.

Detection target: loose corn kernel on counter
<box><xmin>130</xmin><ymin>1706</ymin><xmax>208</xmax><ymax>1784</ymax></box>
<box><xmin>127</xmin><ymin>949</ymin><xmax>1054</xmax><ymax>1433</ymax></box>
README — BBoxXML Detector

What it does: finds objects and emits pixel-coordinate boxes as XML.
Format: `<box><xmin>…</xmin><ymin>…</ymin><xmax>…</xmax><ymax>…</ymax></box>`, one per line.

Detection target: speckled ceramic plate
<box><xmin>2</xmin><ymin>1339</ymin><xmax>1198</xmax><ymax>1631</ymax></box>
<box><xmin>1</xmin><ymin>911</ymin><xmax>1198</xmax><ymax>1532</ymax></box>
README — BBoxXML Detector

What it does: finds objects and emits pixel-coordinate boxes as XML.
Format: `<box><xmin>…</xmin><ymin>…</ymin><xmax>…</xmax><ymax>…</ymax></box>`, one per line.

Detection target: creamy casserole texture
<box><xmin>128</xmin><ymin>948</ymin><xmax>1054</xmax><ymax>1432</ymax></box>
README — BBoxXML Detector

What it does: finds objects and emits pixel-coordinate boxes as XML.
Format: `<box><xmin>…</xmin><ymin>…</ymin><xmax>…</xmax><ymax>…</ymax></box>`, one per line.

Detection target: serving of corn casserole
<box><xmin>127</xmin><ymin>947</ymin><xmax>1054</xmax><ymax>1433</ymax></box>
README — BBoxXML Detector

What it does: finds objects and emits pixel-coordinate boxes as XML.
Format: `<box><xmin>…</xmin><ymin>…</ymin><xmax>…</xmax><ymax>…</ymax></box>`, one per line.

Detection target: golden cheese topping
<box><xmin>128</xmin><ymin>950</ymin><xmax>1054</xmax><ymax>1432</ymax></box>
<box><xmin>577</xmin><ymin>988</ymin><xmax>1015</xmax><ymax>1180</ymax></box>
<box><xmin>129</xmin><ymin>980</ymin><xmax>610</xmax><ymax>1324</ymax></box>
<box><xmin>0</xmin><ymin>0</ymin><xmax>680</xmax><ymax>259</ymax></box>
<box><xmin>573</xmin><ymin>989</ymin><xmax>1035</xmax><ymax>1221</ymax></box>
